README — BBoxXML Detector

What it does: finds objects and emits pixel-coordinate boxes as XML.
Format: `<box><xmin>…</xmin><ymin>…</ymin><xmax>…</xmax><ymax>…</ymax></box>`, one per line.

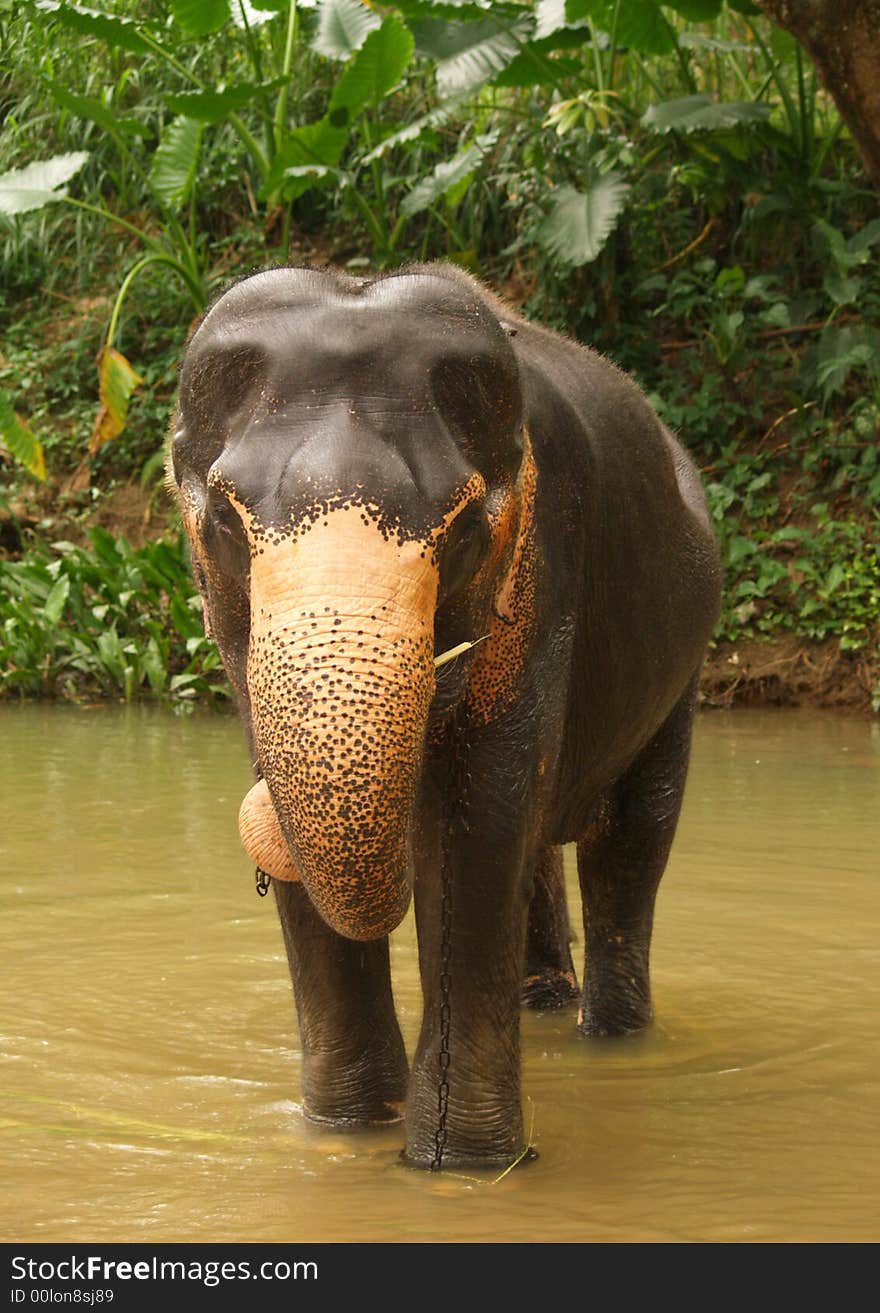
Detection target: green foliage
<box><xmin>0</xmin><ymin>391</ymin><xmax>45</xmax><ymax>480</ymax></box>
<box><xmin>0</xmin><ymin>529</ymin><xmax>227</xmax><ymax>705</ymax></box>
<box><xmin>641</xmin><ymin>94</ymin><xmax>771</xmax><ymax>132</ymax></box>
<box><xmin>0</xmin><ymin>152</ymin><xmax>90</xmax><ymax>215</ymax></box>
<box><xmin>1</xmin><ymin>0</ymin><xmax>878</xmax><ymax>704</ymax></box>
<box><xmin>148</xmin><ymin>117</ymin><xmax>204</xmax><ymax>211</ymax></box>
<box><xmin>538</xmin><ymin>171</ymin><xmax>631</xmax><ymax>266</ymax></box>
<box><xmin>708</xmin><ymin>489</ymin><xmax>880</xmax><ymax>652</ymax></box>
<box><xmin>314</xmin><ymin>0</ymin><xmax>381</xmax><ymax>60</ymax></box>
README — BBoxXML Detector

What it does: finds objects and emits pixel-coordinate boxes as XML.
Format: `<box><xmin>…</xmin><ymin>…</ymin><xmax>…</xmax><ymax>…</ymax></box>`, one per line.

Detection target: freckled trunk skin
<box><xmin>245</xmin><ymin>514</ymin><xmax>438</xmax><ymax>942</ymax></box>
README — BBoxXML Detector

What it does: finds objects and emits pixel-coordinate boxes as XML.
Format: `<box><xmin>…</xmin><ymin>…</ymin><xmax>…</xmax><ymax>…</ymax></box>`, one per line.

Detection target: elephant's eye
<box><xmin>192</xmin><ymin>559</ymin><xmax>208</xmax><ymax>592</ymax></box>
<box><xmin>439</xmin><ymin>502</ymin><xmax>490</xmax><ymax>602</ymax></box>
<box><xmin>202</xmin><ymin>487</ymin><xmax>249</xmax><ymax>578</ymax></box>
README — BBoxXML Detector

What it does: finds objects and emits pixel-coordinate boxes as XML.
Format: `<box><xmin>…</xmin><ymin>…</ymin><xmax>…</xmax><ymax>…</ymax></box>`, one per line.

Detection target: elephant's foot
<box><xmin>576</xmin><ymin>1002</ymin><xmax>653</xmax><ymax>1038</ymax></box>
<box><xmin>576</xmin><ymin>947</ymin><xmax>653</xmax><ymax>1037</ymax></box>
<box><xmin>301</xmin><ymin>1048</ymin><xmax>408</xmax><ymax>1127</ymax></box>
<box><xmin>400</xmin><ymin>1143</ymin><xmax>538</xmax><ymax>1173</ymax></box>
<box><xmin>523</xmin><ymin>845</ymin><xmax>578</xmax><ymax>1012</ymax></box>
<box><xmin>402</xmin><ymin>1068</ymin><xmax>526</xmax><ymax>1171</ymax></box>
<box><xmin>521</xmin><ymin>967</ymin><xmax>579</xmax><ymax>1011</ymax></box>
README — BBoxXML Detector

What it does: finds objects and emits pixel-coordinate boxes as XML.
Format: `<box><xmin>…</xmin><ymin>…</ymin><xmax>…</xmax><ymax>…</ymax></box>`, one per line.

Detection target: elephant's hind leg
<box><xmin>576</xmin><ymin>674</ymin><xmax>698</xmax><ymax>1037</ymax></box>
<box><xmin>522</xmin><ymin>846</ymin><xmax>579</xmax><ymax>1009</ymax></box>
<box><xmin>274</xmin><ymin>881</ymin><xmax>408</xmax><ymax>1125</ymax></box>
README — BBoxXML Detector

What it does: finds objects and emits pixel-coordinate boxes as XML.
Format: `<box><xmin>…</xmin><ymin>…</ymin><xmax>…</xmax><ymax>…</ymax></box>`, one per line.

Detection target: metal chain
<box><xmin>431</xmin><ymin>832</ymin><xmax>454</xmax><ymax>1170</ymax></box>
<box><xmin>255</xmin><ymin>866</ymin><xmax>271</xmax><ymax>897</ymax></box>
<box><xmin>430</xmin><ymin>706</ymin><xmax>471</xmax><ymax>1171</ymax></box>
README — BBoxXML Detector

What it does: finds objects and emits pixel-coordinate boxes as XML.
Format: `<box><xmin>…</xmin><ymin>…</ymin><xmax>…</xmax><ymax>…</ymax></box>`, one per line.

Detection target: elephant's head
<box><xmin>170</xmin><ymin>265</ymin><xmax>525</xmax><ymax>941</ymax></box>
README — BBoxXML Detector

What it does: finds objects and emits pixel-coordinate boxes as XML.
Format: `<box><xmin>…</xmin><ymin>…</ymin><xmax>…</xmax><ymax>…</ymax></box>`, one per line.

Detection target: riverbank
<box><xmin>1</xmin><ymin>474</ymin><xmax>876</xmax><ymax>713</ymax></box>
<box><xmin>700</xmin><ymin>636</ymin><xmax>878</xmax><ymax>712</ymax></box>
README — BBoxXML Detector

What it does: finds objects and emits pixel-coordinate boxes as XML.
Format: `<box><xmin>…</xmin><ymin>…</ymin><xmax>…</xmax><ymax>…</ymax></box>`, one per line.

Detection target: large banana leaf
<box><xmin>537</xmin><ymin>172</ymin><xmax>630</xmax><ymax>266</ymax></box>
<box><xmin>0</xmin><ymin>152</ymin><xmax>89</xmax><ymax>216</ymax></box>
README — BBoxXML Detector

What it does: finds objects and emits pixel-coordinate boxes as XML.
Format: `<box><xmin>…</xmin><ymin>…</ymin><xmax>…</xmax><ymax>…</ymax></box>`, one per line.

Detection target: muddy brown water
<box><xmin>1</xmin><ymin>705</ymin><xmax>878</xmax><ymax>1243</ymax></box>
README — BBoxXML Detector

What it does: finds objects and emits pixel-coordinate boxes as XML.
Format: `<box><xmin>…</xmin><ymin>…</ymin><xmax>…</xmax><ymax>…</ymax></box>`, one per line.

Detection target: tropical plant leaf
<box><xmin>263</xmin><ymin>120</ymin><xmax>348</xmax><ymax>198</ymax></box>
<box><xmin>611</xmin><ymin>0</ymin><xmax>675</xmax><ymax>55</ymax></box>
<box><xmin>537</xmin><ymin>172</ymin><xmax>630</xmax><ymax>267</ymax></box>
<box><xmin>327</xmin><ymin>17</ymin><xmax>414</xmax><ymax>125</ymax></box>
<box><xmin>642</xmin><ymin>95</ymin><xmax>772</xmax><ymax>133</ymax></box>
<box><xmin>661</xmin><ymin>0</ymin><xmax>721</xmax><ymax>19</ymax></box>
<box><xmin>680</xmin><ymin>33</ymin><xmax>756</xmax><ymax>54</ymax></box>
<box><xmin>90</xmin><ymin>348</ymin><xmax>144</xmax><ymax>453</ymax></box>
<box><xmin>34</xmin><ymin>2</ymin><xmax>153</xmax><ymax>54</ymax></box>
<box><xmin>43</xmin><ymin>576</ymin><xmax>71</xmax><ymax>626</ymax></box>
<box><xmin>565</xmin><ymin>0</ymin><xmax>674</xmax><ymax>55</ymax></box>
<box><xmin>495</xmin><ymin>49</ymin><xmax>580</xmax><ymax>87</ymax></box>
<box><xmin>410</xmin><ymin>17</ymin><xmax>528</xmax><ymax>97</ymax></box>
<box><xmin>312</xmin><ymin>0</ymin><xmax>381</xmax><ymax>60</ymax></box>
<box><xmin>149</xmin><ymin>117</ymin><xmax>203</xmax><ymax>209</ymax></box>
<box><xmin>847</xmin><ymin>218</ymin><xmax>880</xmax><ymax>256</ymax></box>
<box><xmin>165</xmin><ymin>79</ymin><xmax>286</xmax><ymax>122</ymax></box>
<box><xmin>390</xmin><ymin>0</ymin><xmax>509</xmax><ymax>21</ymax></box>
<box><xmin>401</xmin><ymin>137</ymin><xmax>494</xmax><ymax>218</ymax></box>
<box><xmin>231</xmin><ymin>2</ymin><xmax>283</xmax><ymax>29</ymax></box>
<box><xmin>0</xmin><ymin>392</ymin><xmax>46</xmax><ymax>480</ymax></box>
<box><xmin>0</xmin><ymin>152</ymin><xmax>90</xmax><ymax>215</ymax></box>
<box><xmin>281</xmin><ymin>165</ymin><xmax>340</xmax><ymax>182</ymax></box>
<box><xmin>170</xmin><ymin>0</ymin><xmax>230</xmax><ymax>35</ymax></box>
<box><xmin>535</xmin><ymin>0</ymin><xmax>570</xmax><ymax>38</ymax></box>
<box><xmin>361</xmin><ymin>98</ymin><xmax>467</xmax><ymax>163</ymax></box>
<box><xmin>42</xmin><ymin>79</ymin><xmax>147</xmax><ymax>139</ymax></box>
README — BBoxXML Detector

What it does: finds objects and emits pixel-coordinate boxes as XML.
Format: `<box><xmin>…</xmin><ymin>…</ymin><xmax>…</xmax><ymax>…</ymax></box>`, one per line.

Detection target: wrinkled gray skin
<box><xmin>171</xmin><ymin>262</ymin><xmax>721</xmax><ymax>1171</ymax></box>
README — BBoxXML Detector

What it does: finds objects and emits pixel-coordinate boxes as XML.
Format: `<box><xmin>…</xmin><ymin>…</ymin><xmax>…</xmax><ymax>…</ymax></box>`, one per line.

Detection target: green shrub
<box><xmin>0</xmin><ymin>526</ymin><xmax>228</xmax><ymax>705</ymax></box>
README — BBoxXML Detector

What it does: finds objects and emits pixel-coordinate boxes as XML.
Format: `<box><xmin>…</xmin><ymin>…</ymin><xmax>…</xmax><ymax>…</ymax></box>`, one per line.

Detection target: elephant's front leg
<box><xmin>404</xmin><ymin>778</ymin><xmax>533</xmax><ymax>1170</ymax></box>
<box><xmin>274</xmin><ymin>881</ymin><xmax>409</xmax><ymax>1125</ymax></box>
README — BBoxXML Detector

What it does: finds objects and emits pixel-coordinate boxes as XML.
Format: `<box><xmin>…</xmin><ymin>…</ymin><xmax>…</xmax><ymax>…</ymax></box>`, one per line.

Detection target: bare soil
<box><xmin>700</xmin><ymin>634</ymin><xmax>879</xmax><ymax>713</ymax></box>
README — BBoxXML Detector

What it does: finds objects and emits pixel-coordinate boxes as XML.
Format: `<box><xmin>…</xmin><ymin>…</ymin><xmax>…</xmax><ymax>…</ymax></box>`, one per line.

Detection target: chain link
<box><xmin>430</xmin><ymin>853</ymin><xmax>454</xmax><ymax>1170</ymax></box>
<box><xmin>429</xmin><ymin>706</ymin><xmax>471</xmax><ymax>1171</ymax></box>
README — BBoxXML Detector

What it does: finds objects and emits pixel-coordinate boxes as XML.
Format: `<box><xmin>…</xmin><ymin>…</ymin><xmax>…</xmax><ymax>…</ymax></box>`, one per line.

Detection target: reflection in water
<box><xmin>1</xmin><ymin>705</ymin><xmax>878</xmax><ymax>1241</ymax></box>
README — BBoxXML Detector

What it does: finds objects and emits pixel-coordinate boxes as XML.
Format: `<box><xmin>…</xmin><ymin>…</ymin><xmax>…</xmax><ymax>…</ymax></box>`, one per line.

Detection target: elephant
<box><xmin>170</xmin><ymin>261</ymin><xmax>721</xmax><ymax>1171</ymax></box>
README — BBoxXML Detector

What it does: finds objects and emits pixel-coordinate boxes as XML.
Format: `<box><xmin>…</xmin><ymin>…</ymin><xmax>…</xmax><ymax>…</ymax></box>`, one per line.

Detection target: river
<box><xmin>1</xmin><ymin>705</ymin><xmax>877</xmax><ymax>1242</ymax></box>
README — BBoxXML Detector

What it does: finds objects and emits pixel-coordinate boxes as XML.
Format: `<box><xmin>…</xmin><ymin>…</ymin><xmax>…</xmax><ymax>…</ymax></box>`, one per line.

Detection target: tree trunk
<box><xmin>755</xmin><ymin>0</ymin><xmax>880</xmax><ymax>190</ymax></box>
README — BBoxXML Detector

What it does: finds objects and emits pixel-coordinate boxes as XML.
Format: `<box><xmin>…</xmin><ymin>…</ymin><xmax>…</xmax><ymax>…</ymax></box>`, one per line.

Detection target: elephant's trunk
<box><xmin>243</xmin><ymin>506</ymin><xmax>438</xmax><ymax>941</ymax></box>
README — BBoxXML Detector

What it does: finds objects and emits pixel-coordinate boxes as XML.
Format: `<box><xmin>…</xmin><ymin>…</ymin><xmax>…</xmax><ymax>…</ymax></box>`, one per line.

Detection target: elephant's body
<box><xmin>484</xmin><ymin>303</ymin><xmax>718</xmax><ymax>842</ymax></box>
<box><xmin>173</xmin><ymin>262</ymin><xmax>720</xmax><ymax>1170</ymax></box>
